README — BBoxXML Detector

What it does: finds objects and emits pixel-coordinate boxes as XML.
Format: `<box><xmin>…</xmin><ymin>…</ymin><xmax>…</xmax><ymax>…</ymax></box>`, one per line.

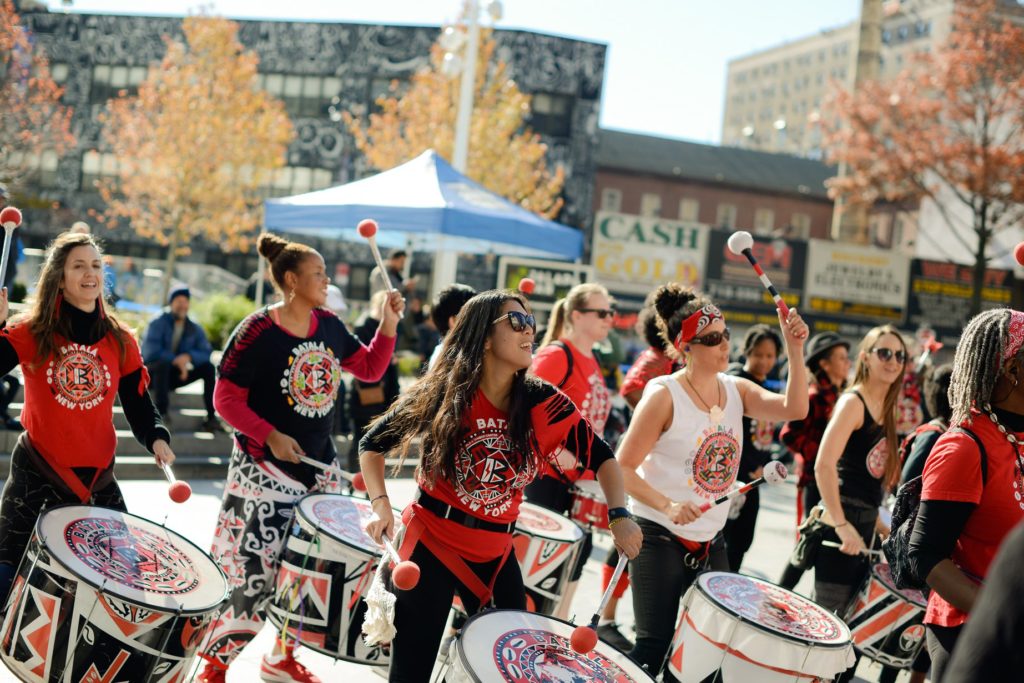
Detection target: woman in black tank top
<box><xmin>813</xmin><ymin>325</ymin><xmax>908</xmax><ymax>682</ymax></box>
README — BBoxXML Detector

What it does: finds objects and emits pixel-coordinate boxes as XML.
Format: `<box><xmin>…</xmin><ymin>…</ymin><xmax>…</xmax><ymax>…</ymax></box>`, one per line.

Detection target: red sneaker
<box><xmin>260</xmin><ymin>651</ymin><xmax>322</xmax><ymax>683</ymax></box>
<box><xmin>196</xmin><ymin>663</ymin><xmax>227</xmax><ymax>683</ymax></box>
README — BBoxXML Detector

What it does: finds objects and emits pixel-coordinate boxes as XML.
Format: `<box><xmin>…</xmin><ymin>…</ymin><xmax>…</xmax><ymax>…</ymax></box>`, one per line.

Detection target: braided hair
<box><xmin>949</xmin><ymin>309</ymin><xmax>1017</xmax><ymax>427</ymax></box>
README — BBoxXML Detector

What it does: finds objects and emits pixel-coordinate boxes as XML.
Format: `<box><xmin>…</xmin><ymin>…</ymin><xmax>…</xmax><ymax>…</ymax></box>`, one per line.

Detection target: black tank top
<box><xmin>836</xmin><ymin>391</ymin><xmax>887</xmax><ymax>507</ymax></box>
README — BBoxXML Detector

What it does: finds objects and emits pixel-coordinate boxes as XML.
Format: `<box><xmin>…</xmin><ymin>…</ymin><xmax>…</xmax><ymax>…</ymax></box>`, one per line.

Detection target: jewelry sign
<box><xmin>804</xmin><ymin>240</ymin><xmax>910</xmax><ymax>324</ymax></box>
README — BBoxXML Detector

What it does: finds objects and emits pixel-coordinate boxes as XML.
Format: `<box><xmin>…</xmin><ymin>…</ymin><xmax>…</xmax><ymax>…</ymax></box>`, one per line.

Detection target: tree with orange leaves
<box><xmin>345</xmin><ymin>26</ymin><xmax>565</xmax><ymax>220</ymax></box>
<box><xmin>824</xmin><ymin>0</ymin><xmax>1024</xmax><ymax>315</ymax></box>
<box><xmin>97</xmin><ymin>15</ymin><xmax>293</xmax><ymax>300</ymax></box>
<box><xmin>0</xmin><ymin>0</ymin><xmax>75</xmax><ymax>194</ymax></box>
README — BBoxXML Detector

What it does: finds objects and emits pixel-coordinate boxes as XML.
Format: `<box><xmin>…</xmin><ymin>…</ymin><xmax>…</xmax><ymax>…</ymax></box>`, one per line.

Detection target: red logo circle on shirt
<box><xmin>281</xmin><ymin>341</ymin><xmax>341</xmax><ymax>418</ymax></box>
<box><xmin>866</xmin><ymin>438</ymin><xmax>888</xmax><ymax>479</ymax></box>
<box><xmin>692</xmin><ymin>428</ymin><xmax>740</xmax><ymax>496</ymax></box>
<box><xmin>455</xmin><ymin>423</ymin><xmax>534</xmax><ymax>514</ymax></box>
<box><xmin>46</xmin><ymin>343</ymin><xmax>110</xmax><ymax>410</ymax></box>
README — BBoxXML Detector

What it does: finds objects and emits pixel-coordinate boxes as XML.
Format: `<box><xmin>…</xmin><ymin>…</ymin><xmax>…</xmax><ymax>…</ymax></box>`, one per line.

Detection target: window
<box><xmin>258</xmin><ymin>73</ymin><xmax>341</xmax><ymax>118</ymax></box>
<box><xmin>640</xmin><ymin>193</ymin><xmax>661</xmax><ymax>218</ymax></box>
<box><xmin>530</xmin><ymin>92</ymin><xmax>573</xmax><ymax>138</ymax></box>
<box><xmin>50</xmin><ymin>62</ymin><xmax>69</xmax><ymax>85</ymax></box>
<box><xmin>790</xmin><ymin>213</ymin><xmax>811</xmax><ymax>239</ymax></box>
<box><xmin>264</xmin><ymin>166</ymin><xmax>334</xmax><ymax>197</ymax></box>
<box><xmin>678</xmin><ymin>198</ymin><xmax>700</xmax><ymax>222</ymax></box>
<box><xmin>754</xmin><ymin>209</ymin><xmax>775</xmax><ymax>235</ymax></box>
<box><xmin>601</xmin><ymin>188</ymin><xmax>622</xmax><ymax>213</ymax></box>
<box><xmin>716</xmin><ymin>203</ymin><xmax>737</xmax><ymax>229</ymax></box>
<box><xmin>8</xmin><ymin>150</ymin><xmax>59</xmax><ymax>187</ymax></box>
<box><xmin>81</xmin><ymin>150</ymin><xmax>122</xmax><ymax>190</ymax></box>
<box><xmin>90</xmin><ymin>65</ymin><xmax>147</xmax><ymax>102</ymax></box>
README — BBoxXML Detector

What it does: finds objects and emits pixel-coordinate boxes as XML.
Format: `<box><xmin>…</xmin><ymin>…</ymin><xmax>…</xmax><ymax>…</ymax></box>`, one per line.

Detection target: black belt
<box><xmin>415</xmin><ymin>489</ymin><xmax>516</xmax><ymax>534</ymax></box>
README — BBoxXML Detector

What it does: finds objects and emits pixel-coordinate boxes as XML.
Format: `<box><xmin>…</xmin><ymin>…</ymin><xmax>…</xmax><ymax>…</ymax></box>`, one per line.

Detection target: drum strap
<box><xmin>676</xmin><ymin>535</ymin><xmax>712</xmax><ymax>569</ymax></box>
<box><xmin>18</xmin><ymin>433</ymin><xmax>112</xmax><ymax>503</ymax></box>
<box><xmin>399</xmin><ymin>508</ymin><xmax>514</xmax><ymax>607</ymax></box>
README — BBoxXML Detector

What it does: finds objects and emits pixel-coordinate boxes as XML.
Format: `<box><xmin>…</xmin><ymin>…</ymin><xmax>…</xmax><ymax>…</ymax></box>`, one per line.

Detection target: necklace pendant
<box><xmin>709</xmin><ymin>405</ymin><xmax>724</xmax><ymax>426</ymax></box>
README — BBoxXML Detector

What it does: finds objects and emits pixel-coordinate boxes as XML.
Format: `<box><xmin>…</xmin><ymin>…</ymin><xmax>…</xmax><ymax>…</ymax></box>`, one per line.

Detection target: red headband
<box><xmin>1004</xmin><ymin>310</ymin><xmax>1024</xmax><ymax>365</ymax></box>
<box><xmin>674</xmin><ymin>304</ymin><xmax>723</xmax><ymax>350</ymax></box>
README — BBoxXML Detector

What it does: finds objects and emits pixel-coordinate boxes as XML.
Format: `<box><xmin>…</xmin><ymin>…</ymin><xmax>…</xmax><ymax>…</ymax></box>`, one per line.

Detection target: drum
<box><xmin>512</xmin><ymin>502</ymin><xmax>584</xmax><ymax>616</ymax></box>
<box><xmin>845</xmin><ymin>563</ymin><xmax>927</xmax><ymax>669</ymax></box>
<box><xmin>267</xmin><ymin>493</ymin><xmax>396</xmax><ymax>666</ymax></box>
<box><xmin>446</xmin><ymin>609</ymin><xmax>654</xmax><ymax>682</ymax></box>
<box><xmin>570</xmin><ymin>479</ymin><xmax>609</xmax><ymax>531</ymax></box>
<box><xmin>0</xmin><ymin>505</ymin><xmax>227</xmax><ymax>683</ymax></box>
<box><xmin>668</xmin><ymin>572</ymin><xmax>855</xmax><ymax>683</ymax></box>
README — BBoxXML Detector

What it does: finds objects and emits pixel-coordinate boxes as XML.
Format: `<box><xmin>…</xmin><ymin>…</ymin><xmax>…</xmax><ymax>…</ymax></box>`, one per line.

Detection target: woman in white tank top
<box><xmin>618</xmin><ymin>283</ymin><xmax>810</xmax><ymax>679</ymax></box>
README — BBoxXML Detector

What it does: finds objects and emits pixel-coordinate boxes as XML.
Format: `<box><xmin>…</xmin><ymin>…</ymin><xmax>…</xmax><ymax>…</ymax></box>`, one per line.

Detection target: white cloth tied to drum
<box><xmin>669</xmin><ymin>572</ymin><xmax>855</xmax><ymax>683</ymax></box>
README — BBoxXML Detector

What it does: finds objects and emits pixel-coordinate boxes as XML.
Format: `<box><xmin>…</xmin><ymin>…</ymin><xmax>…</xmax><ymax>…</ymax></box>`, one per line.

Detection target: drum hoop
<box><xmin>36</xmin><ymin>504</ymin><xmax>229</xmax><ymax>614</ymax></box>
<box><xmin>295</xmin><ymin>494</ymin><xmax>397</xmax><ymax>556</ymax></box>
<box><xmin>869</xmin><ymin>565</ymin><xmax>928</xmax><ymax>609</ymax></box>
<box><xmin>515</xmin><ymin>504</ymin><xmax>585</xmax><ymax>544</ymax></box>
<box><xmin>694</xmin><ymin>578</ymin><xmax>852</xmax><ymax>649</ymax></box>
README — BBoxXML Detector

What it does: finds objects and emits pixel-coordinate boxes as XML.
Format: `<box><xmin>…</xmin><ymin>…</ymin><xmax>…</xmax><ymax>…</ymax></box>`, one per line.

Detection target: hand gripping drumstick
<box><xmin>726</xmin><ymin>231</ymin><xmax>791</xmax><ymax>319</ymax></box>
<box><xmin>571</xmin><ymin>553</ymin><xmax>628</xmax><ymax>654</ymax></box>
<box><xmin>297</xmin><ymin>454</ymin><xmax>366</xmax><ymax>491</ymax></box>
<box><xmin>0</xmin><ymin>207</ymin><xmax>23</xmax><ymax>292</ymax></box>
<box><xmin>381</xmin><ymin>532</ymin><xmax>420</xmax><ymax>590</ymax></box>
<box><xmin>357</xmin><ymin>219</ymin><xmax>395</xmax><ymax>296</ymax></box>
<box><xmin>698</xmin><ymin>460</ymin><xmax>787</xmax><ymax>513</ymax></box>
<box><xmin>160</xmin><ymin>462</ymin><xmax>192</xmax><ymax>503</ymax></box>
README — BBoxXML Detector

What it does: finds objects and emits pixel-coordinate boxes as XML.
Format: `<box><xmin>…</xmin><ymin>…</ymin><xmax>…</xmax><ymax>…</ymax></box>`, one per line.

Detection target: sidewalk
<box><xmin>0</xmin><ymin>477</ymin><xmax>892</xmax><ymax>682</ymax></box>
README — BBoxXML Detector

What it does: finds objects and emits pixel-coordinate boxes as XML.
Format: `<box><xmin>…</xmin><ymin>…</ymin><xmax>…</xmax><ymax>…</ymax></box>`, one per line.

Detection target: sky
<box><xmin>43</xmin><ymin>0</ymin><xmax>862</xmax><ymax>144</ymax></box>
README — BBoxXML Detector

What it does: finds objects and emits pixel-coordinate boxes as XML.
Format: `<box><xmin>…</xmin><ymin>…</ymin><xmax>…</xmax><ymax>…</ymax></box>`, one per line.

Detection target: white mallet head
<box><xmin>727</xmin><ymin>230</ymin><xmax>755</xmax><ymax>255</ymax></box>
<box><xmin>764</xmin><ymin>460</ymin><xmax>788</xmax><ymax>485</ymax></box>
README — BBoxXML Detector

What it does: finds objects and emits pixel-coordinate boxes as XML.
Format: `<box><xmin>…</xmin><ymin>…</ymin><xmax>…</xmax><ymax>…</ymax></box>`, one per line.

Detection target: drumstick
<box><xmin>821</xmin><ymin>540</ymin><xmax>883</xmax><ymax>558</ymax></box>
<box><xmin>381</xmin><ymin>532</ymin><xmax>420</xmax><ymax>590</ymax></box>
<box><xmin>727</xmin><ymin>231</ymin><xmax>800</xmax><ymax>331</ymax></box>
<box><xmin>357</xmin><ymin>219</ymin><xmax>395</xmax><ymax>296</ymax></box>
<box><xmin>0</xmin><ymin>206</ymin><xmax>22</xmax><ymax>291</ymax></box>
<box><xmin>297</xmin><ymin>454</ymin><xmax>367</xmax><ymax>491</ymax></box>
<box><xmin>570</xmin><ymin>553</ymin><xmax>628</xmax><ymax>654</ymax></box>
<box><xmin>698</xmin><ymin>460</ymin><xmax>787</xmax><ymax>512</ymax></box>
<box><xmin>160</xmin><ymin>462</ymin><xmax>192</xmax><ymax>503</ymax></box>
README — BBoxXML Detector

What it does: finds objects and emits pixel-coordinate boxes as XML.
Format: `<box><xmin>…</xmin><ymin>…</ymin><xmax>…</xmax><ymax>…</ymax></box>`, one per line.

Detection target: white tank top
<box><xmin>630</xmin><ymin>373</ymin><xmax>744</xmax><ymax>541</ymax></box>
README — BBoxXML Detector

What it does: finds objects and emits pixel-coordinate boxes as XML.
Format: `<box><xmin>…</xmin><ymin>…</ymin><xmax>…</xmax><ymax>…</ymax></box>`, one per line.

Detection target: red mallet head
<box><xmin>1014</xmin><ymin>241</ymin><xmax>1024</xmax><ymax>267</ymax></box>
<box><xmin>518</xmin><ymin>277</ymin><xmax>536</xmax><ymax>295</ymax></box>
<box><xmin>392</xmin><ymin>560</ymin><xmax>421</xmax><ymax>590</ymax></box>
<box><xmin>168</xmin><ymin>480</ymin><xmax>192</xmax><ymax>503</ymax></box>
<box><xmin>726</xmin><ymin>230</ymin><xmax>755</xmax><ymax>255</ymax></box>
<box><xmin>351</xmin><ymin>471</ymin><xmax>366</xmax><ymax>492</ymax></box>
<box><xmin>0</xmin><ymin>207</ymin><xmax>22</xmax><ymax>229</ymax></box>
<box><xmin>570</xmin><ymin>625</ymin><xmax>599</xmax><ymax>654</ymax></box>
<box><xmin>357</xmin><ymin>219</ymin><xmax>379</xmax><ymax>239</ymax></box>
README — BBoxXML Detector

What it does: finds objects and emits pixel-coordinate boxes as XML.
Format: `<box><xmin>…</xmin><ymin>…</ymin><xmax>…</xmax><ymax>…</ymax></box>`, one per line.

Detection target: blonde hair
<box><xmin>850</xmin><ymin>325</ymin><xmax>907</xmax><ymax>491</ymax></box>
<box><xmin>540</xmin><ymin>283</ymin><xmax>610</xmax><ymax>347</ymax></box>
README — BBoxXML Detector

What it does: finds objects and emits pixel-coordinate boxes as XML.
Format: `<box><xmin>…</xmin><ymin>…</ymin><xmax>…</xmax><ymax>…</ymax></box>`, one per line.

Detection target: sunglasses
<box><xmin>492</xmin><ymin>310</ymin><xmax>536</xmax><ymax>333</ymax></box>
<box><xmin>870</xmin><ymin>347</ymin><xmax>907</xmax><ymax>364</ymax></box>
<box><xmin>691</xmin><ymin>327</ymin><xmax>731</xmax><ymax>347</ymax></box>
<box><xmin>577</xmin><ymin>308</ymin><xmax>615</xmax><ymax>320</ymax></box>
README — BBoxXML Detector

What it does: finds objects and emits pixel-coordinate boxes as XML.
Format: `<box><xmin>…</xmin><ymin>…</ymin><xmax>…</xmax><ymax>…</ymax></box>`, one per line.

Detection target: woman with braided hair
<box><xmin>908</xmin><ymin>309</ymin><xmax>1024</xmax><ymax>681</ymax></box>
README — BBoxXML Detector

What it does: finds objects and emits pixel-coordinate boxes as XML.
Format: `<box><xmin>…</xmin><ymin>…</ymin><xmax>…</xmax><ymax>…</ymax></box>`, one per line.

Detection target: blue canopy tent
<box><xmin>263</xmin><ymin>149</ymin><xmax>583</xmax><ymax>261</ymax></box>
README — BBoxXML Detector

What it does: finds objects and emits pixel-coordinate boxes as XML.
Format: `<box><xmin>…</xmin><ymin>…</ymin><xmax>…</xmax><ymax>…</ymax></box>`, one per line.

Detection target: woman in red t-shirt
<box><xmin>0</xmin><ymin>232</ymin><xmax>176</xmax><ymax>602</ymax></box>
<box><xmin>908</xmin><ymin>308</ymin><xmax>1024</xmax><ymax>681</ymax></box>
<box><xmin>361</xmin><ymin>289</ymin><xmax>642</xmax><ymax>683</ymax></box>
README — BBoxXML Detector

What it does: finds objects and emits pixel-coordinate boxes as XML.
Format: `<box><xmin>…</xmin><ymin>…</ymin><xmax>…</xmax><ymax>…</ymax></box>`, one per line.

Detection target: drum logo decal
<box><xmin>705</xmin><ymin>574</ymin><xmax>845</xmax><ymax>642</ymax></box>
<box><xmin>455</xmin><ymin>419</ymin><xmax>534</xmax><ymax>516</ymax></box>
<box><xmin>866</xmin><ymin>438</ymin><xmax>888</xmax><ymax>479</ymax></box>
<box><xmin>46</xmin><ymin>343</ymin><xmax>110</xmax><ymax>411</ymax></box>
<box><xmin>312</xmin><ymin>498</ymin><xmax>376</xmax><ymax>547</ymax></box>
<box><xmin>690</xmin><ymin>427</ymin><xmax>739</xmax><ymax>496</ymax></box>
<box><xmin>12</xmin><ymin>585</ymin><xmax>60</xmax><ymax>679</ymax></box>
<box><xmin>900</xmin><ymin>624</ymin><xmax>925</xmax><ymax>651</ymax></box>
<box><xmin>281</xmin><ymin>341</ymin><xmax>341</xmax><ymax>418</ymax></box>
<box><xmin>493</xmin><ymin>628</ymin><xmax>636</xmax><ymax>682</ymax></box>
<box><xmin>517</xmin><ymin>506</ymin><xmax>561</xmax><ymax>533</ymax></box>
<box><xmin>65</xmin><ymin>518</ymin><xmax>199</xmax><ymax>594</ymax></box>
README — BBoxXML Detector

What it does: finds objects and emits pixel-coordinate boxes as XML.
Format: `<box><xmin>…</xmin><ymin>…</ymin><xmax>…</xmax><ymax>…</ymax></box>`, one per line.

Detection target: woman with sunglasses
<box><xmin>618</xmin><ymin>283</ymin><xmax>809</xmax><ymax>678</ymax></box>
<box><xmin>526</xmin><ymin>282</ymin><xmax>615</xmax><ymax>619</ymax></box>
<box><xmin>361</xmin><ymin>290</ymin><xmax>642</xmax><ymax>683</ymax></box>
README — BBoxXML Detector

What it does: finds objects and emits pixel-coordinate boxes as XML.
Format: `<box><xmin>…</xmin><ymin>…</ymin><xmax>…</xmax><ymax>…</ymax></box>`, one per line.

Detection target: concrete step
<box><xmin>9</xmin><ymin>403</ymin><xmax>211</xmax><ymax>432</ymax></box>
<box><xmin>10</xmin><ymin>385</ymin><xmax>209</xmax><ymax>411</ymax></box>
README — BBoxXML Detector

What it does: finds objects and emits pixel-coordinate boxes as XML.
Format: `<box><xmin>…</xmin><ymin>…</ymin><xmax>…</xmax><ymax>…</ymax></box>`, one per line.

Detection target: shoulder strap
<box><xmin>953</xmin><ymin>426</ymin><xmax>988</xmax><ymax>485</ymax></box>
<box><xmin>550</xmin><ymin>340</ymin><xmax>574</xmax><ymax>389</ymax></box>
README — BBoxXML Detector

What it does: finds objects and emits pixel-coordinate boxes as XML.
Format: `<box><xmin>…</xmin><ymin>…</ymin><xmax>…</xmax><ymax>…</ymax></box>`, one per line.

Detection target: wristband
<box><xmin>607</xmin><ymin>507</ymin><xmax>630</xmax><ymax>523</ymax></box>
<box><xmin>371</xmin><ymin>494</ymin><xmax>389</xmax><ymax>505</ymax></box>
<box><xmin>834</xmin><ymin>521</ymin><xmax>848</xmax><ymax>529</ymax></box>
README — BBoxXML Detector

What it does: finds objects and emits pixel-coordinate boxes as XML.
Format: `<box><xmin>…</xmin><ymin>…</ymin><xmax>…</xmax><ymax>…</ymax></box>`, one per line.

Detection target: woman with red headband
<box><xmin>618</xmin><ymin>283</ymin><xmax>808</xmax><ymax>678</ymax></box>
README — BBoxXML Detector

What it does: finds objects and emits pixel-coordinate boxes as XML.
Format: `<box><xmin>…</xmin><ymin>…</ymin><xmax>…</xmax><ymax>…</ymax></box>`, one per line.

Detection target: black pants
<box><xmin>723</xmin><ymin>488</ymin><xmax>760</xmax><ymax>572</ymax></box>
<box><xmin>389</xmin><ymin>541</ymin><xmax>526</xmax><ymax>683</ymax></box>
<box><xmin>926</xmin><ymin>623</ymin><xmax>962</xmax><ymax>683</ymax></box>
<box><xmin>146</xmin><ymin>359</ymin><xmax>216</xmax><ymax>418</ymax></box>
<box><xmin>0</xmin><ymin>374</ymin><xmax>18</xmax><ymax>419</ymax></box>
<box><xmin>779</xmin><ymin>482</ymin><xmax>821</xmax><ymax>589</ymax></box>
<box><xmin>628</xmin><ymin>519</ymin><xmax>728</xmax><ymax>680</ymax></box>
<box><xmin>0</xmin><ymin>438</ymin><xmax>125</xmax><ymax>603</ymax></box>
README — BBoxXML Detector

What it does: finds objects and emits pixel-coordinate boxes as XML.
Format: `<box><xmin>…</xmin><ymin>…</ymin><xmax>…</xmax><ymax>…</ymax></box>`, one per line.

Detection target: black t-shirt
<box><xmin>836</xmin><ymin>391</ymin><xmax>886</xmax><ymax>507</ymax></box>
<box><xmin>218</xmin><ymin>308</ymin><xmax>364</xmax><ymax>483</ymax></box>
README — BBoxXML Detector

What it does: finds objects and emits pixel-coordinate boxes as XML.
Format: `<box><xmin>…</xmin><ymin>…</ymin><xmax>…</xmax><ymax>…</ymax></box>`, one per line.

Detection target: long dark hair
<box><xmin>372</xmin><ymin>290</ymin><xmax>541</xmax><ymax>486</ymax></box>
<box><xmin>850</xmin><ymin>325</ymin><xmax>907</xmax><ymax>490</ymax></box>
<box><xmin>21</xmin><ymin>232</ymin><xmax>129</xmax><ymax>367</ymax></box>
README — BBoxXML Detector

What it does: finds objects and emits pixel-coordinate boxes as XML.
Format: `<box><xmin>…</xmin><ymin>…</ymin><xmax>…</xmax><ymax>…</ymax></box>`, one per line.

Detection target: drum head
<box><xmin>872</xmin><ymin>563</ymin><xmax>927</xmax><ymax>608</ymax></box>
<box><xmin>39</xmin><ymin>505</ymin><xmax>227</xmax><ymax>614</ymax></box>
<box><xmin>516</xmin><ymin>502</ymin><xmax>584</xmax><ymax>543</ymax></box>
<box><xmin>696</xmin><ymin>572</ymin><xmax>851</xmax><ymax>647</ymax></box>
<box><xmin>572</xmin><ymin>479</ymin><xmax>605</xmax><ymax>500</ymax></box>
<box><xmin>454</xmin><ymin>609</ymin><xmax>653</xmax><ymax>682</ymax></box>
<box><xmin>296</xmin><ymin>493</ymin><xmax>383</xmax><ymax>554</ymax></box>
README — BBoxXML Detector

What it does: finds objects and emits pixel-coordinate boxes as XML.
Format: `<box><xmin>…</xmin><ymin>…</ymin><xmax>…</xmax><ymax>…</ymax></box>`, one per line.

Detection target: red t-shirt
<box><xmin>2</xmin><ymin>322</ymin><xmax>145</xmax><ymax>469</ymax></box>
<box><xmin>620</xmin><ymin>347</ymin><xmax>675</xmax><ymax>398</ymax></box>
<box><xmin>532</xmin><ymin>340</ymin><xmax>610</xmax><ymax>434</ymax></box>
<box><xmin>921</xmin><ymin>412</ymin><xmax>1024</xmax><ymax>627</ymax></box>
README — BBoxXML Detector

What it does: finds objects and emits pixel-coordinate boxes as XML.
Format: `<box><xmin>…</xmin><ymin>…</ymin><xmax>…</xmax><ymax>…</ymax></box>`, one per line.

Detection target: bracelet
<box><xmin>370</xmin><ymin>494</ymin><xmax>389</xmax><ymax>504</ymax></box>
<box><xmin>834</xmin><ymin>521</ymin><xmax>848</xmax><ymax>529</ymax></box>
<box><xmin>608</xmin><ymin>516</ymin><xmax>631</xmax><ymax>529</ymax></box>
